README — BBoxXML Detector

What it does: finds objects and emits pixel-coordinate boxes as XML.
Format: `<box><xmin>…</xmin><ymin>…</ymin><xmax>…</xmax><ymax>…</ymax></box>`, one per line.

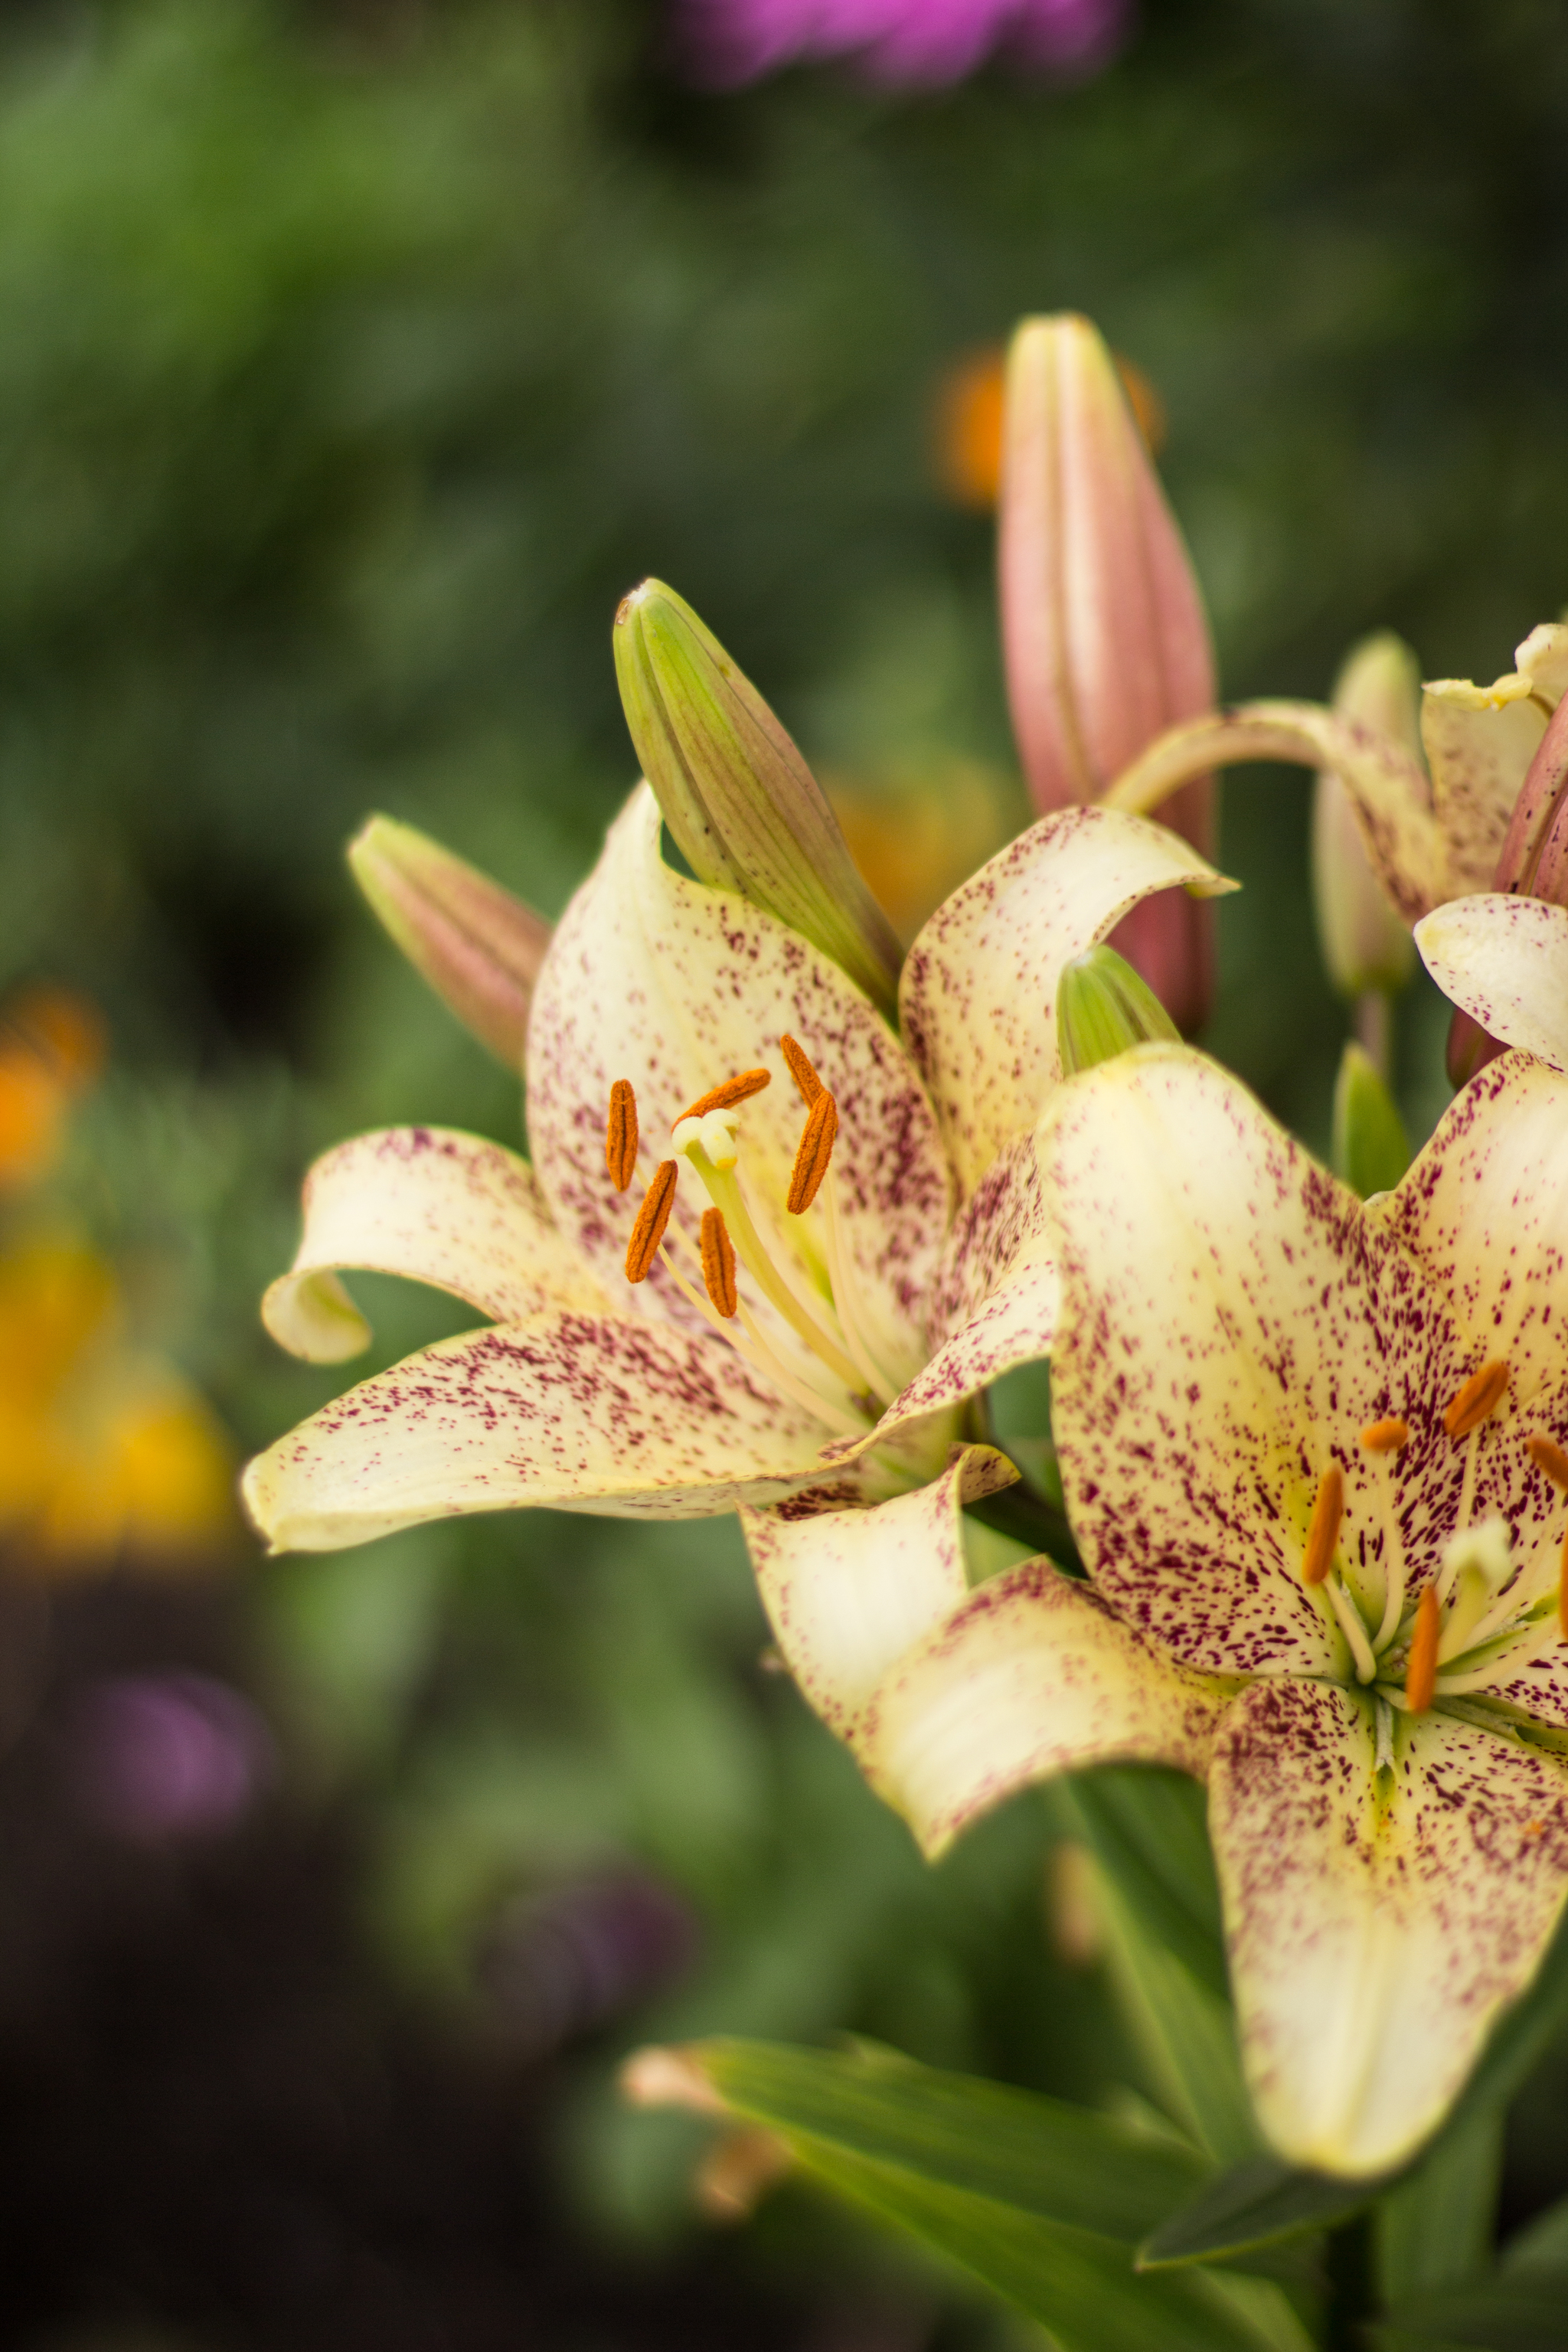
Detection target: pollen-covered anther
<box><xmin>700</xmin><ymin>1207</ymin><xmax>738</xmax><ymax>1319</ymax></box>
<box><xmin>677</xmin><ymin>1069</ymin><xmax>771</xmax><ymax>1123</ymax></box>
<box><xmin>1443</xmin><ymin>1359</ymin><xmax>1509</xmax><ymax>1440</ymax></box>
<box><xmin>1406</xmin><ymin>1584</ymin><xmax>1441</xmax><ymax>1713</ymax></box>
<box><xmin>779</xmin><ymin>1033</ymin><xmax>824</xmax><ymax>1106</ymax></box>
<box><xmin>626</xmin><ymin>1160</ymin><xmax>678</xmax><ymax>1283</ymax></box>
<box><xmin>1300</xmin><ymin>1463</ymin><xmax>1344</xmax><ymax>1588</ymax></box>
<box><xmin>1360</xmin><ymin>1416</ymin><xmax>1410</xmax><ymax>1454</ymax></box>
<box><xmin>787</xmin><ymin>1090</ymin><xmax>838</xmax><ymax>1215</ymax></box>
<box><xmin>606</xmin><ymin>1078</ymin><xmax>639</xmax><ymax>1192</ymax></box>
<box><xmin>1528</xmin><ymin>1432</ymin><xmax>1568</xmax><ymax>1491</ymax></box>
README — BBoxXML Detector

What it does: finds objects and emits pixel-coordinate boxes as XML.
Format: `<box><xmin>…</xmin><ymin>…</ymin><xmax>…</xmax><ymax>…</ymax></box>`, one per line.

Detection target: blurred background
<box><xmin>0</xmin><ymin>1</ymin><xmax>1565</xmax><ymax>2344</ymax></box>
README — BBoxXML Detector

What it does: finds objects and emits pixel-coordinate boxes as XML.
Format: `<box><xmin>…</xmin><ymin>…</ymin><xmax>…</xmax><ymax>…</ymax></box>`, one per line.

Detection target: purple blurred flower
<box><xmin>672</xmin><ymin>0</ymin><xmax>1132</xmax><ymax>86</ymax></box>
<box><xmin>477</xmin><ymin>1871</ymin><xmax>700</xmax><ymax>2058</ymax></box>
<box><xmin>67</xmin><ymin>1671</ymin><xmax>275</xmax><ymax>1841</ymax></box>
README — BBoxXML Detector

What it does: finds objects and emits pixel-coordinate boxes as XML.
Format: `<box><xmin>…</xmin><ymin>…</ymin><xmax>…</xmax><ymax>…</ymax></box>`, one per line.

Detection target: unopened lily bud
<box><xmin>613</xmin><ymin>581</ymin><xmax>901</xmax><ymax>1018</ymax></box>
<box><xmin>1055</xmin><ymin>944</ymin><xmax>1178</xmax><ymax>1077</ymax></box>
<box><xmin>1331</xmin><ymin>1041</ymin><xmax>1410</xmax><ymax>1200</ymax></box>
<box><xmin>998</xmin><ymin>315</ymin><xmax>1217</xmax><ymax>1031</ymax></box>
<box><xmin>348</xmin><ymin>817</ymin><xmax>551</xmax><ymax>1073</ymax></box>
<box><xmin>1312</xmin><ymin>634</ymin><xmax>1420</xmax><ymax>998</ymax></box>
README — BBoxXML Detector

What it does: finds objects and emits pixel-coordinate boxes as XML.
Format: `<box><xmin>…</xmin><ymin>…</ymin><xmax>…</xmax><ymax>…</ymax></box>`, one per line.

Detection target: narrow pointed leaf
<box><xmin>1138</xmin><ymin>2154</ymin><xmax>1379</xmax><ymax>2270</ymax></box>
<box><xmin>1370</xmin><ymin>2275</ymin><xmax>1568</xmax><ymax>2352</ymax></box>
<box><xmin>1376</xmin><ymin>2108</ymin><xmax>1501</xmax><ymax>2305</ymax></box>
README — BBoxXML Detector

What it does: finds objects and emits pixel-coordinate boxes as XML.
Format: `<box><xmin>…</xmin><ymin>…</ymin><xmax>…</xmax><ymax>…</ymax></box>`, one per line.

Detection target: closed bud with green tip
<box><xmin>1055</xmin><ymin>943</ymin><xmax>1179</xmax><ymax>1076</ymax></box>
<box><xmin>613</xmin><ymin>580</ymin><xmax>902</xmax><ymax>1018</ymax></box>
<box><xmin>348</xmin><ymin>815</ymin><xmax>552</xmax><ymax>1072</ymax></box>
<box><xmin>1331</xmin><ymin>1039</ymin><xmax>1411</xmax><ymax>1199</ymax></box>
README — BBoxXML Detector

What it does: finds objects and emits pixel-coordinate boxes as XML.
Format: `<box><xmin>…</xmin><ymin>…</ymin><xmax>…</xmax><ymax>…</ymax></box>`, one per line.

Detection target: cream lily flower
<box><xmin>243</xmin><ymin>784</ymin><xmax>1230</xmax><ymax>1549</ymax></box>
<box><xmin>1416</xmin><ymin>890</ymin><xmax>1568</xmax><ymax>1073</ymax></box>
<box><xmin>746</xmin><ymin>1041</ymin><xmax>1568</xmax><ymax>2180</ymax></box>
<box><xmin>1104</xmin><ymin>621</ymin><xmax>1568</xmax><ymax>925</ymax></box>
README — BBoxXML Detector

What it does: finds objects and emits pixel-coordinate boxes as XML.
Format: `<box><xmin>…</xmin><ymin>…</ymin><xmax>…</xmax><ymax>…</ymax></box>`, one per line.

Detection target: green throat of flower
<box><xmin>1299</xmin><ymin>1361</ymin><xmax>1568</xmax><ymax>1751</ymax></box>
<box><xmin>604</xmin><ymin>1040</ymin><xmax>904</xmax><ymax>1441</ymax></box>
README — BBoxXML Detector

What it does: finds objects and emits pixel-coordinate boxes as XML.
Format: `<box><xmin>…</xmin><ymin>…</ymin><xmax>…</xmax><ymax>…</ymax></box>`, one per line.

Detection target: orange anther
<box><xmin>1359</xmin><ymin>1417</ymin><xmax>1410</xmax><ymax>1455</ymax></box>
<box><xmin>1300</xmin><ymin>1464</ymin><xmax>1344</xmax><ymax>1589</ymax></box>
<box><xmin>1443</xmin><ymin>1359</ymin><xmax>1509</xmax><ymax>1439</ymax></box>
<box><xmin>1529</xmin><ymin>1433</ymin><xmax>1568</xmax><ymax>1491</ymax></box>
<box><xmin>779</xmin><ymin>1034</ymin><xmax>824</xmax><ymax>1106</ymax></box>
<box><xmin>626</xmin><ymin>1161</ymin><xmax>678</xmax><ymax>1283</ymax></box>
<box><xmin>677</xmin><ymin>1069</ymin><xmax>772</xmax><ymax>1123</ymax></box>
<box><xmin>1405</xmin><ymin>1585</ymin><xmax>1441</xmax><ymax>1713</ymax></box>
<box><xmin>700</xmin><ymin>1207</ymin><xmax>738</xmax><ymax>1319</ymax></box>
<box><xmin>786</xmin><ymin>1091</ymin><xmax>838</xmax><ymax>1215</ymax></box>
<box><xmin>606</xmin><ymin>1078</ymin><xmax>639</xmax><ymax>1192</ymax></box>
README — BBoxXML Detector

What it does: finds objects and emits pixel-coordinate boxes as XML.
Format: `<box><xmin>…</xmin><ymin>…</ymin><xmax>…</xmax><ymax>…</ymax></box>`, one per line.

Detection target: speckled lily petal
<box><xmin>740</xmin><ymin>1444</ymin><xmax>1018</xmax><ymax>1736</ymax></box>
<box><xmin>263</xmin><ymin>1127</ymin><xmax>607</xmax><ymax>1365</ymax></box>
<box><xmin>528</xmin><ymin>785</ymin><xmax>947</xmax><ymax>1385</ymax></box>
<box><xmin>1040</xmin><ymin>1046</ymin><xmax>1404</xmax><ymax>1679</ymax></box>
<box><xmin>1414</xmin><ymin>896</ymin><xmax>1568</xmax><ymax>1073</ymax></box>
<box><xmin>243</xmin><ymin>1309</ymin><xmax>835</xmax><ymax>1552</ymax></box>
<box><xmin>1106</xmin><ymin>702</ymin><xmax>1443</xmax><ymax>923</ymax></box>
<box><xmin>1210</xmin><ymin>1678</ymin><xmax>1568</xmax><ymax>2177</ymax></box>
<box><xmin>1515</xmin><ymin>621</ymin><xmax>1568</xmax><ymax>708</ymax></box>
<box><xmin>861</xmin><ymin>1561</ymin><xmax>1227</xmax><ymax>1859</ymax></box>
<box><xmin>1421</xmin><ymin>675</ymin><xmax>1547</xmax><ymax>899</ymax></box>
<box><xmin>899</xmin><ymin>805</ymin><xmax>1233</xmax><ymax>1200</ymax></box>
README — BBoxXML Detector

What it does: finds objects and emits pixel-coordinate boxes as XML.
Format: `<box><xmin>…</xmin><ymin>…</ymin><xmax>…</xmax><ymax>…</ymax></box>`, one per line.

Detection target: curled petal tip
<box><xmin>348</xmin><ymin>816</ymin><xmax>551</xmax><ymax>1072</ymax></box>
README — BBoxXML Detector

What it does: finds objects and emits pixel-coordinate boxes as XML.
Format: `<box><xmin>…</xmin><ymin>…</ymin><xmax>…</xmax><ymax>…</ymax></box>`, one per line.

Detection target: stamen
<box><xmin>1443</xmin><ymin>1359</ymin><xmax>1509</xmax><ymax>1439</ymax></box>
<box><xmin>779</xmin><ymin>1033</ymin><xmax>824</xmax><ymax>1106</ymax></box>
<box><xmin>1529</xmin><ymin>1432</ymin><xmax>1568</xmax><ymax>1491</ymax></box>
<box><xmin>1405</xmin><ymin>1585</ymin><xmax>1440</xmax><ymax>1713</ymax></box>
<box><xmin>606</xmin><ymin>1078</ymin><xmax>639</xmax><ymax>1192</ymax></box>
<box><xmin>626</xmin><ymin>1160</ymin><xmax>678</xmax><ymax>1282</ymax></box>
<box><xmin>656</xmin><ymin>1243</ymin><xmax>867</xmax><ymax>1442</ymax></box>
<box><xmin>1360</xmin><ymin>1416</ymin><xmax>1409</xmax><ymax>1454</ymax></box>
<box><xmin>1374</xmin><ymin>1697</ymin><xmax>1394</xmax><ymax>1774</ymax></box>
<box><xmin>677</xmin><ymin>1069</ymin><xmax>771</xmax><ymax>1122</ymax></box>
<box><xmin>819</xmin><ymin>1166</ymin><xmax>900</xmax><ymax>1403</ymax></box>
<box><xmin>787</xmin><ymin>1092</ymin><xmax>838</xmax><ymax>1215</ymax></box>
<box><xmin>1300</xmin><ymin>1465</ymin><xmax>1344</xmax><ymax>1588</ymax></box>
<box><xmin>700</xmin><ymin>1207</ymin><xmax>738</xmax><ymax>1319</ymax></box>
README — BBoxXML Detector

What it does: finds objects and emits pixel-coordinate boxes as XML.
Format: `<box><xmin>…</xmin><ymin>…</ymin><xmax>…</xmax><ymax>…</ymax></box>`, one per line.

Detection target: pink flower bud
<box><xmin>348</xmin><ymin>817</ymin><xmax>551</xmax><ymax>1072</ymax></box>
<box><xmin>998</xmin><ymin>314</ymin><xmax>1217</xmax><ymax>1029</ymax></box>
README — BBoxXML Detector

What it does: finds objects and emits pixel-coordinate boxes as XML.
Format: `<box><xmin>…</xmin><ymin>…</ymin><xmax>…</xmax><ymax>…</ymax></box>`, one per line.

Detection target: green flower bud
<box><xmin>348</xmin><ymin>815</ymin><xmax>551</xmax><ymax>1072</ymax></box>
<box><xmin>613</xmin><ymin>580</ymin><xmax>902</xmax><ymax>1018</ymax></box>
<box><xmin>1312</xmin><ymin>633</ymin><xmax>1420</xmax><ymax>998</ymax></box>
<box><xmin>1331</xmin><ymin>1040</ymin><xmax>1410</xmax><ymax>1200</ymax></box>
<box><xmin>1055</xmin><ymin>944</ymin><xmax>1179</xmax><ymax>1077</ymax></box>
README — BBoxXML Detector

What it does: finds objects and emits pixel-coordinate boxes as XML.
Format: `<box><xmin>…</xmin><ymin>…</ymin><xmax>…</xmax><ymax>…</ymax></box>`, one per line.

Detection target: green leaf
<box><xmin>1057</xmin><ymin>1768</ymin><xmax>1260</xmax><ymax>2164</ymax></box>
<box><xmin>1332</xmin><ymin>1040</ymin><xmax>1411</xmax><ymax>1198</ymax></box>
<box><xmin>794</xmin><ymin>2137</ymin><xmax>1304</xmax><ymax>2352</ymax></box>
<box><xmin>1376</xmin><ymin>2107</ymin><xmax>1501</xmax><ymax>2304</ymax></box>
<box><xmin>1502</xmin><ymin>2193</ymin><xmax>1568</xmax><ymax>2275</ymax></box>
<box><xmin>1138</xmin><ymin>2154</ymin><xmax>1378</xmax><ymax>2269</ymax></box>
<box><xmin>1370</xmin><ymin>2271</ymin><xmax>1568</xmax><ymax>2350</ymax></box>
<box><xmin>696</xmin><ymin>2034</ymin><xmax>1209</xmax><ymax>2243</ymax></box>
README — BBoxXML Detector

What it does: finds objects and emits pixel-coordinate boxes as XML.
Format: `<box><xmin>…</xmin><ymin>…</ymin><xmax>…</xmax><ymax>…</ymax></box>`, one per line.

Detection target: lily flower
<box><xmin>241</xmin><ymin>784</ymin><xmax>1229</xmax><ymax>1550</ymax></box>
<box><xmin>1106</xmin><ymin>621</ymin><xmax>1568</xmax><ymax>926</ymax></box>
<box><xmin>745</xmin><ymin>1041</ymin><xmax>1568</xmax><ymax>2178</ymax></box>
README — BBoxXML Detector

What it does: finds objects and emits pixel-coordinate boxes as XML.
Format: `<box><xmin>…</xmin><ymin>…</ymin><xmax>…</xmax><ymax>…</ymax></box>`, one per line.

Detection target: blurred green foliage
<box><xmin>2</xmin><ymin>0</ymin><xmax>1568</xmax><ymax>2316</ymax></box>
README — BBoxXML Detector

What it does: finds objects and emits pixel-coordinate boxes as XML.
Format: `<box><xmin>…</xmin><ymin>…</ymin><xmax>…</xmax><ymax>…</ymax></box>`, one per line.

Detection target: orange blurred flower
<box><xmin>0</xmin><ymin>986</ymin><xmax>108</xmax><ymax>1188</ymax></box>
<box><xmin>825</xmin><ymin>756</ymin><xmax>1017</xmax><ymax>944</ymax></box>
<box><xmin>933</xmin><ymin>341</ymin><xmax>1165</xmax><ymax>509</ymax></box>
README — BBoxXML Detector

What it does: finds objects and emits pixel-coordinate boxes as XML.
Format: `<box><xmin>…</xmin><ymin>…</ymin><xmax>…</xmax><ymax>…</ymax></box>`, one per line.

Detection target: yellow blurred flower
<box><xmin>0</xmin><ymin>1239</ymin><xmax>234</xmax><ymax>1573</ymax></box>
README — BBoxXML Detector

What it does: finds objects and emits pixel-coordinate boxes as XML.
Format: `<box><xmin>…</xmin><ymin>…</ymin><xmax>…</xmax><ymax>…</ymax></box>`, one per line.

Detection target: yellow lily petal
<box><xmin>1040</xmin><ymin>1046</ymin><xmax>1388</xmax><ymax>1678</ymax></box>
<box><xmin>740</xmin><ymin>1443</ymin><xmax>1017</xmax><ymax>1735</ymax></box>
<box><xmin>528</xmin><ymin>784</ymin><xmax>947</xmax><ymax>1387</ymax></box>
<box><xmin>862</xmin><ymin>1560</ymin><xmax>1227</xmax><ymax>1859</ymax></box>
<box><xmin>1414</xmin><ymin>895</ymin><xmax>1568</xmax><ymax>1074</ymax></box>
<box><xmin>1106</xmin><ymin>702</ymin><xmax>1444</xmax><ymax>923</ymax></box>
<box><xmin>900</xmin><ymin>804</ymin><xmax>1234</xmax><ymax>1200</ymax></box>
<box><xmin>1210</xmin><ymin>1678</ymin><xmax>1568</xmax><ymax>2177</ymax></box>
<box><xmin>263</xmin><ymin>1126</ymin><xmax>609</xmax><ymax>1364</ymax></box>
<box><xmin>1420</xmin><ymin>672</ymin><xmax>1547</xmax><ymax>900</ymax></box>
<box><xmin>243</xmin><ymin>1310</ymin><xmax>838</xmax><ymax>1553</ymax></box>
